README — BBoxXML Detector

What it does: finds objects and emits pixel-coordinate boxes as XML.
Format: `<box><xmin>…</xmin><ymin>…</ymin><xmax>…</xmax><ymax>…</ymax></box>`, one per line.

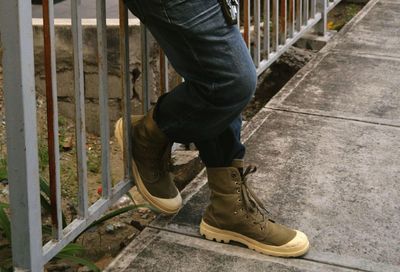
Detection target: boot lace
<box><xmin>239</xmin><ymin>165</ymin><xmax>274</xmax><ymax>227</ymax></box>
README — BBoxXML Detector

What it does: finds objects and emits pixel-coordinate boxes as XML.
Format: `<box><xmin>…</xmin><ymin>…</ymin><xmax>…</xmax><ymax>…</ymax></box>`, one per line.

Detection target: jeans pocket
<box><xmin>163</xmin><ymin>0</ymin><xmax>222</xmax><ymax>28</ymax></box>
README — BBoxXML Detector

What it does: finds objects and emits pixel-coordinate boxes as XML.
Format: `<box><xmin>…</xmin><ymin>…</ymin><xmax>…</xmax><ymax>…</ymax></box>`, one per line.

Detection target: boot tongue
<box><xmin>231</xmin><ymin>159</ymin><xmax>244</xmax><ymax>175</ymax></box>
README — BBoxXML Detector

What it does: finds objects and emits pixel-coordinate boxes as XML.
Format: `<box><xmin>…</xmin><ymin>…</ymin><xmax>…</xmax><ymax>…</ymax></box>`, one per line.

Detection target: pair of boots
<box><xmin>114</xmin><ymin>110</ymin><xmax>309</xmax><ymax>257</ymax></box>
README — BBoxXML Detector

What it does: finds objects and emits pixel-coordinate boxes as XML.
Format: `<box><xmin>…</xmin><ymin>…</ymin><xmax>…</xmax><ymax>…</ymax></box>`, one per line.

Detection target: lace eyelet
<box><xmin>236</xmin><ymin>189</ymin><xmax>240</xmax><ymax>193</ymax></box>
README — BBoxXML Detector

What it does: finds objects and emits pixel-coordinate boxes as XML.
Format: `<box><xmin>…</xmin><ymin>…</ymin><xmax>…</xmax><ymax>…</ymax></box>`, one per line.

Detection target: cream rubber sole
<box><xmin>114</xmin><ymin>118</ymin><xmax>182</xmax><ymax>215</ymax></box>
<box><xmin>200</xmin><ymin>219</ymin><xmax>310</xmax><ymax>257</ymax></box>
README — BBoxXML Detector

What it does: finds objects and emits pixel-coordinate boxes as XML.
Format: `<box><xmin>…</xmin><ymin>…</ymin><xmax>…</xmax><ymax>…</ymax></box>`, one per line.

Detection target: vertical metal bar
<box><xmin>279</xmin><ymin>0</ymin><xmax>287</xmax><ymax>44</ymax></box>
<box><xmin>254</xmin><ymin>0</ymin><xmax>261</xmax><ymax>67</ymax></box>
<box><xmin>119</xmin><ymin>0</ymin><xmax>133</xmax><ymax>181</ymax></box>
<box><xmin>243</xmin><ymin>0</ymin><xmax>251</xmax><ymax>49</ymax></box>
<box><xmin>316</xmin><ymin>0</ymin><xmax>328</xmax><ymax>36</ymax></box>
<box><xmin>141</xmin><ymin>25</ymin><xmax>151</xmax><ymax>113</ymax></box>
<box><xmin>43</xmin><ymin>0</ymin><xmax>63</xmax><ymax>239</ymax></box>
<box><xmin>96</xmin><ymin>0</ymin><xmax>112</xmax><ymax>199</ymax></box>
<box><xmin>296</xmin><ymin>0</ymin><xmax>302</xmax><ymax>31</ymax></box>
<box><xmin>0</xmin><ymin>1</ymin><xmax>43</xmax><ymax>270</ymax></box>
<box><xmin>159</xmin><ymin>49</ymin><xmax>169</xmax><ymax>95</ymax></box>
<box><xmin>303</xmin><ymin>0</ymin><xmax>309</xmax><ymax>25</ymax></box>
<box><xmin>263</xmin><ymin>0</ymin><xmax>271</xmax><ymax>58</ymax></box>
<box><xmin>236</xmin><ymin>0</ymin><xmax>241</xmax><ymax>30</ymax></box>
<box><xmin>272</xmin><ymin>0</ymin><xmax>279</xmax><ymax>51</ymax></box>
<box><xmin>71</xmin><ymin>0</ymin><xmax>89</xmax><ymax>218</ymax></box>
<box><xmin>288</xmin><ymin>0</ymin><xmax>295</xmax><ymax>37</ymax></box>
<box><xmin>310</xmin><ymin>0</ymin><xmax>316</xmax><ymax>18</ymax></box>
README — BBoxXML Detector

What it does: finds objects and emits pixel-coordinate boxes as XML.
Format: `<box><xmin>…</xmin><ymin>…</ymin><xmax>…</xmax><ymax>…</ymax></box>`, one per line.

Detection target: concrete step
<box><xmin>106</xmin><ymin>228</ymin><xmax>362</xmax><ymax>272</ymax></box>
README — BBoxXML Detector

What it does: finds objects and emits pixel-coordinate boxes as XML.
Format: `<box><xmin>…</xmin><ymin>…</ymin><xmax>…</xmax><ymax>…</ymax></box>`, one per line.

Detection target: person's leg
<box><xmin>123</xmin><ymin>0</ymin><xmax>310</xmax><ymax>257</ymax></box>
<box><xmin>124</xmin><ymin>0</ymin><xmax>255</xmax><ymax>167</ymax></box>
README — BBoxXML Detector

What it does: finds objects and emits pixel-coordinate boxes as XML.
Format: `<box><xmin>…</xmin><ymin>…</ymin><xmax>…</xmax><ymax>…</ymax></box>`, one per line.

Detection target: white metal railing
<box><xmin>0</xmin><ymin>0</ymin><xmax>341</xmax><ymax>270</ymax></box>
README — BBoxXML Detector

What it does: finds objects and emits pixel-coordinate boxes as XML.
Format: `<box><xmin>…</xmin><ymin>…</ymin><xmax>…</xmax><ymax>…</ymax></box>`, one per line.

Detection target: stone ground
<box><xmin>106</xmin><ymin>0</ymin><xmax>400</xmax><ymax>271</ymax></box>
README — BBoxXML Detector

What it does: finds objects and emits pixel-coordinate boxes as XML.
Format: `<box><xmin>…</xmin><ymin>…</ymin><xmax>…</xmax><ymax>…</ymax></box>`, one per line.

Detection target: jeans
<box><xmin>125</xmin><ymin>0</ymin><xmax>257</xmax><ymax>167</ymax></box>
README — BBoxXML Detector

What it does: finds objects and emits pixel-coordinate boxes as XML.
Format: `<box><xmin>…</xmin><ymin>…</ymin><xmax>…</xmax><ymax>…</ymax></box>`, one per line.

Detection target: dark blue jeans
<box><xmin>125</xmin><ymin>0</ymin><xmax>257</xmax><ymax>167</ymax></box>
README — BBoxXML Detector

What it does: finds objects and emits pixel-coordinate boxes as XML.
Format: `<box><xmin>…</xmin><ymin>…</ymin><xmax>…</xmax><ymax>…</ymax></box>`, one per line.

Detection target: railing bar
<box><xmin>0</xmin><ymin>1</ymin><xmax>43</xmax><ymax>270</ymax></box>
<box><xmin>42</xmin><ymin>179</ymin><xmax>132</xmax><ymax>263</ymax></box>
<box><xmin>263</xmin><ymin>0</ymin><xmax>271</xmax><ymax>58</ymax></box>
<box><xmin>327</xmin><ymin>0</ymin><xmax>342</xmax><ymax>13</ymax></box>
<box><xmin>296</xmin><ymin>0</ymin><xmax>302</xmax><ymax>31</ymax></box>
<box><xmin>71</xmin><ymin>0</ymin><xmax>89</xmax><ymax>218</ymax></box>
<box><xmin>310</xmin><ymin>0</ymin><xmax>316</xmax><ymax>18</ymax></box>
<box><xmin>243</xmin><ymin>0</ymin><xmax>251</xmax><ymax>49</ymax></box>
<box><xmin>303</xmin><ymin>0</ymin><xmax>309</xmax><ymax>25</ymax></box>
<box><xmin>279</xmin><ymin>0</ymin><xmax>287</xmax><ymax>44</ymax></box>
<box><xmin>141</xmin><ymin>25</ymin><xmax>151</xmax><ymax>113</ymax></box>
<box><xmin>119</xmin><ymin>0</ymin><xmax>133</xmax><ymax>181</ymax></box>
<box><xmin>256</xmin><ymin>13</ymin><xmax>321</xmax><ymax>75</ymax></box>
<box><xmin>237</xmin><ymin>1</ymin><xmax>241</xmax><ymax>30</ymax></box>
<box><xmin>42</xmin><ymin>0</ymin><xmax>63</xmax><ymax>239</ymax></box>
<box><xmin>254</xmin><ymin>0</ymin><xmax>261</xmax><ymax>67</ymax></box>
<box><xmin>164</xmin><ymin>55</ymin><xmax>169</xmax><ymax>93</ymax></box>
<box><xmin>96</xmin><ymin>0</ymin><xmax>112</xmax><ymax>199</ymax></box>
<box><xmin>159</xmin><ymin>49</ymin><xmax>169</xmax><ymax>95</ymax></box>
<box><xmin>288</xmin><ymin>0</ymin><xmax>295</xmax><ymax>37</ymax></box>
<box><xmin>316</xmin><ymin>0</ymin><xmax>328</xmax><ymax>36</ymax></box>
<box><xmin>272</xmin><ymin>0</ymin><xmax>279</xmax><ymax>51</ymax></box>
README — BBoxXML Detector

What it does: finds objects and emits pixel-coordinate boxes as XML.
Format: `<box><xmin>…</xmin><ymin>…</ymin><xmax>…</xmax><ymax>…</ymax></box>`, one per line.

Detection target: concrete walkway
<box><xmin>106</xmin><ymin>1</ymin><xmax>400</xmax><ymax>271</ymax></box>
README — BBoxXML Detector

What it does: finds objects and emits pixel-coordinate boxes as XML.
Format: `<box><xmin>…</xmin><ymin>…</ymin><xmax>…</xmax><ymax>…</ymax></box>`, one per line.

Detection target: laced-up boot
<box><xmin>200</xmin><ymin>159</ymin><xmax>309</xmax><ymax>257</ymax></box>
<box><xmin>115</xmin><ymin>109</ymin><xmax>182</xmax><ymax>214</ymax></box>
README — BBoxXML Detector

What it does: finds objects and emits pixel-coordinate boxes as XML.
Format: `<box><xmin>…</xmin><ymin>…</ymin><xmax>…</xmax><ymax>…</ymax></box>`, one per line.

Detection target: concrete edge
<box><xmin>107</xmin><ymin>229</ymin><xmax>362</xmax><ymax>272</ymax></box>
<box><xmin>266</xmin><ymin>105</ymin><xmax>400</xmax><ymax>129</ymax></box>
<box><xmin>104</xmin><ymin>228</ymin><xmax>160</xmax><ymax>272</ymax></box>
<box><xmin>305</xmin><ymin>251</ymin><xmax>400</xmax><ymax>272</ymax></box>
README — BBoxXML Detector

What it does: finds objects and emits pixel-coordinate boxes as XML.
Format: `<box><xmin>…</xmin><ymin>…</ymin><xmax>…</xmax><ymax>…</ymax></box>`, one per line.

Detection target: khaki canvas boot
<box><xmin>200</xmin><ymin>160</ymin><xmax>309</xmax><ymax>257</ymax></box>
<box><xmin>114</xmin><ymin>109</ymin><xmax>182</xmax><ymax>214</ymax></box>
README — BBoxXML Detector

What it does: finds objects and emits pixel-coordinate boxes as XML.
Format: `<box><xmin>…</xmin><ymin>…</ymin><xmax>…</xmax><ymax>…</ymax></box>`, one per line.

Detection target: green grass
<box><xmin>0</xmin><ymin>157</ymin><xmax>7</xmax><ymax>181</ymax></box>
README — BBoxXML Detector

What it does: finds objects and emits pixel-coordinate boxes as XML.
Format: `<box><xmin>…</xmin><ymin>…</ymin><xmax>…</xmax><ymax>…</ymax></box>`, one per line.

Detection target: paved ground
<box><xmin>106</xmin><ymin>0</ymin><xmax>400</xmax><ymax>271</ymax></box>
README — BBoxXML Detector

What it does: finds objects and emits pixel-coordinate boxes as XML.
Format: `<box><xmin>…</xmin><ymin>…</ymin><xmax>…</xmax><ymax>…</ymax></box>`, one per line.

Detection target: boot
<box><xmin>115</xmin><ymin>109</ymin><xmax>182</xmax><ymax>214</ymax></box>
<box><xmin>200</xmin><ymin>160</ymin><xmax>309</xmax><ymax>257</ymax></box>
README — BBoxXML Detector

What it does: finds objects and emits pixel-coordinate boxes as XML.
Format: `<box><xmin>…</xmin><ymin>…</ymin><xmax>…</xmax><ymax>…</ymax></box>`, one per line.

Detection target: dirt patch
<box><xmin>327</xmin><ymin>1</ymin><xmax>366</xmax><ymax>31</ymax></box>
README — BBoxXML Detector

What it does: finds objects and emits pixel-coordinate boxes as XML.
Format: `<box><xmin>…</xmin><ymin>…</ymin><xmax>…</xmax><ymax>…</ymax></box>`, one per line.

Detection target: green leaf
<box><xmin>0</xmin><ymin>258</ymin><xmax>13</xmax><ymax>272</ymax></box>
<box><xmin>0</xmin><ymin>243</ymin><xmax>10</xmax><ymax>250</ymax></box>
<box><xmin>0</xmin><ymin>158</ymin><xmax>7</xmax><ymax>181</ymax></box>
<box><xmin>39</xmin><ymin>177</ymin><xmax>68</xmax><ymax>227</ymax></box>
<box><xmin>125</xmin><ymin>191</ymin><xmax>135</xmax><ymax>202</ymax></box>
<box><xmin>54</xmin><ymin>253</ymin><xmax>100</xmax><ymax>272</ymax></box>
<box><xmin>0</xmin><ymin>206</ymin><xmax>11</xmax><ymax>242</ymax></box>
<box><xmin>58</xmin><ymin>243</ymin><xmax>85</xmax><ymax>255</ymax></box>
<box><xmin>53</xmin><ymin>243</ymin><xmax>99</xmax><ymax>271</ymax></box>
<box><xmin>0</xmin><ymin>203</ymin><xmax>9</xmax><ymax>209</ymax></box>
<box><xmin>87</xmin><ymin>204</ymin><xmax>152</xmax><ymax>229</ymax></box>
<box><xmin>39</xmin><ymin>177</ymin><xmax>51</xmax><ymax>199</ymax></box>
